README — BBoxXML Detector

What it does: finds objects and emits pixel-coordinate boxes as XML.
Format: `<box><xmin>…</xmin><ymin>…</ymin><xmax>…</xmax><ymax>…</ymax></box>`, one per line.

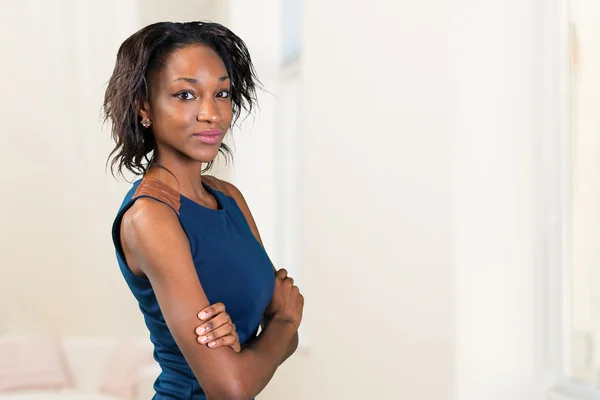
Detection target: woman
<box><xmin>104</xmin><ymin>21</ymin><xmax>304</xmax><ymax>399</ymax></box>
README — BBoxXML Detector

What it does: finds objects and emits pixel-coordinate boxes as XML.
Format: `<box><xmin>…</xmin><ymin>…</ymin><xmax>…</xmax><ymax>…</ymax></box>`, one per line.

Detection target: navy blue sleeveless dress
<box><xmin>111</xmin><ymin>177</ymin><xmax>275</xmax><ymax>399</ymax></box>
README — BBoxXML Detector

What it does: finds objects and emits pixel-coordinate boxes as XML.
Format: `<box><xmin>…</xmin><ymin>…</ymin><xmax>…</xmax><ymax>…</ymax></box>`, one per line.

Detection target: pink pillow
<box><xmin>98</xmin><ymin>339</ymin><xmax>155</xmax><ymax>399</ymax></box>
<box><xmin>0</xmin><ymin>336</ymin><xmax>71</xmax><ymax>391</ymax></box>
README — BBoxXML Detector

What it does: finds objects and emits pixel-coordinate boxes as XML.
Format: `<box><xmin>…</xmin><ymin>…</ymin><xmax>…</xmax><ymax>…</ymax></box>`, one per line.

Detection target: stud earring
<box><xmin>141</xmin><ymin>117</ymin><xmax>152</xmax><ymax>128</ymax></box>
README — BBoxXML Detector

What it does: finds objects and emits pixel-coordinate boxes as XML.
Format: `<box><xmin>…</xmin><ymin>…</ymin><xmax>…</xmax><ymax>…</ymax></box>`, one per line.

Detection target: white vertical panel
<box><xmin>452</xmin><ymin>0</ymin><xmax>560</xmax><ymax>398</ymax></box>
<box><xmin>227</xmin><ymin>0</ymin><xmax>282</xmax><ymax>266</ymax></box>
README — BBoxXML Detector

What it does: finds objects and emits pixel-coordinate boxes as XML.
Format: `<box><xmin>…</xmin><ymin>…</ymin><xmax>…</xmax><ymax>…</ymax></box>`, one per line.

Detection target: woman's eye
<box><xmin>217</xmin><ymin>91</ymin><xmax>230</xmax><ymax>99</ymax></box>
<box><xmin>177</xmin><ymin>92</ymin><xmax>196</xmax><ymax>100</ymax></box>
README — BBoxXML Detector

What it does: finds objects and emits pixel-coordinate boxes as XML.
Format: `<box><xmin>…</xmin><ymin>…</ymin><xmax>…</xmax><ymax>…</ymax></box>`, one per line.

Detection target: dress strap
<box><xmin>132</xmin><ymin>177</ymin><xmax>181</xmax><ymax>215</ymax></box>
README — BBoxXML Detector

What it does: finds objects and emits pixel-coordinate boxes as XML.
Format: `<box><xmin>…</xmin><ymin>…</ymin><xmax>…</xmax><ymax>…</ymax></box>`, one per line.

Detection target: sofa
<box><xmin>0</xmin><ymin>336</ymin><xmax>160</xmax><ymax>400</ymax></box>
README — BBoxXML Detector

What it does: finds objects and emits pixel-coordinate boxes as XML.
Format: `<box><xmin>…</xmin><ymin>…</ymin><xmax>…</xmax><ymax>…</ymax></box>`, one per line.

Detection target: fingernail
<box><xmin>198</xmin><ymin>327</ymin><xmax>205</xmax><ymax>334</ymax></box>
<box><xmin>199</xmin><ymin>312</ymin><xmax>208</xmax><ymax>320</ymax></box>
<box><xmin>200</xmin><ymin>336</ymin><xmax>208</xmax><ymax>344</ymax></box>
<box><xmin>208</xmin><ymin>341</ymin><xmax>216</xmax><ymax>347</ymax></box>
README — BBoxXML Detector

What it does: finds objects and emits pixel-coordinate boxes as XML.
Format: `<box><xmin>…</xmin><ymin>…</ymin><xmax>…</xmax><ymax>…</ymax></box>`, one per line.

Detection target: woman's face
<box><xmin>141</xmin><ymin>44</ymin><xmax>233</xmax><ymax>164</ymax></box>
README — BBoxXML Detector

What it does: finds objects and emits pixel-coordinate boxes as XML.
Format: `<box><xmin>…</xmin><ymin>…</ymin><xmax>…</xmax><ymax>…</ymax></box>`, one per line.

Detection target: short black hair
<box><xmin>103</xmin><ymin>21</ymin><xmax>260</xmax><ymax>178</ymax></box>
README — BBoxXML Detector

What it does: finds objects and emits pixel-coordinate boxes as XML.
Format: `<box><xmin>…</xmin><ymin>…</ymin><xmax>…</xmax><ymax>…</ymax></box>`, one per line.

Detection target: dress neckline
<box><xmin>179</xmin><ymin>180</ymin><xmax>226</xmax><ymax>213</ymax></box>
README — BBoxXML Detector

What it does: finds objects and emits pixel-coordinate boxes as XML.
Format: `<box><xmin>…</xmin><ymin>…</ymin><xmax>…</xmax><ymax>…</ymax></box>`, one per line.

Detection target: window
<box><xmin>281</xmin><ymin>0</ymin><xmax>302</xmax><ymax>63</ymax></box>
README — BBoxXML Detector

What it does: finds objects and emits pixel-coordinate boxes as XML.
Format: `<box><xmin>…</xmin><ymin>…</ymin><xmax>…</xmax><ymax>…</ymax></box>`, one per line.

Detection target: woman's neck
<box><xmin>148</xmin><ymin>155</ymin><xmax>208</xmax><ymax>202</ymax></box>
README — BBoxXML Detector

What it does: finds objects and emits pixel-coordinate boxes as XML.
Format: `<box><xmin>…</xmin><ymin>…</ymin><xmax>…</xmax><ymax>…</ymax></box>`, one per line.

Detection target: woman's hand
<box><xmin>195</xmin><ymin>302</ymin><xmax>240</xmax><ymax>352</ymax></box>
<box><xmin>264</xmin><ymin>268</ymin><xmax>304</xmax><ymax>329</ymax></box>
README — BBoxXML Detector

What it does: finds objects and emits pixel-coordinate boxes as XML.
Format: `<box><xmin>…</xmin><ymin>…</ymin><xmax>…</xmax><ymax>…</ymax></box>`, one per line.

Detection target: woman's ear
<box><xmin>138</xmin><ymin>99</ymin><xmax>151</xmax><ymax>120</ymax></box>
<box><xmin>137</xmin><ymin>99</ymin><xmax>153</xmax><ymax>129</ymax></box>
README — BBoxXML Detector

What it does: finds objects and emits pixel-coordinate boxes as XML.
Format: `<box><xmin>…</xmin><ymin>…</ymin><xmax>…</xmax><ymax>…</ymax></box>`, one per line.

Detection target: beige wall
<box><xmin>138</xmin><ymin>0</ymin><xmax>230</xmax><ymax>32</ymax></box>
<box><xmin>452</xmin><ymin>0</ymin><xmax>568</xmax><ymax>398</ymax></box>
<box><xmin>0</xmin><ymin>0</ymin><xmax>138</xmax><ymax>336</ymax></box>
<box><xmin>259</xmin><ymin>0</ymin><xmax>456</xmax><ymax>398</ymax></box>
<box><xmin>452</xmin><ymin>0</ymin><xmax>550</xmax><ymax>398</ymax></box>
<box><xmin>0</xmin><ymin>0</ymin><xmax>226</xmax><ymax>337</ymax></box>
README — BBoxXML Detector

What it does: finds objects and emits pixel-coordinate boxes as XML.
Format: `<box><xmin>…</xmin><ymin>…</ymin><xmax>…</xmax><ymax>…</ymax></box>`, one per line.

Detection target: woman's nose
<box><xmin>196</xmin><ymin>98</ymin><xmax>222</xmax><ymax>123</ymax></box>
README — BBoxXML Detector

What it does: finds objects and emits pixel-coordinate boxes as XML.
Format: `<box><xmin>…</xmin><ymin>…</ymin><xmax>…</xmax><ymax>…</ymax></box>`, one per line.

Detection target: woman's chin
<box><xmin>188</xmin><ymin>149</ymin><xmax>222</xmax><ymax>165</ymax></box>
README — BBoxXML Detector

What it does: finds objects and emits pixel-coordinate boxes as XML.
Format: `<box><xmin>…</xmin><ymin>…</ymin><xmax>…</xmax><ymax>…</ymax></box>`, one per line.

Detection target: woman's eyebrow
<box><xmin>172</xmin><ymin>76</ymin><xmax>230</xmax><ymax>83</ymax></box>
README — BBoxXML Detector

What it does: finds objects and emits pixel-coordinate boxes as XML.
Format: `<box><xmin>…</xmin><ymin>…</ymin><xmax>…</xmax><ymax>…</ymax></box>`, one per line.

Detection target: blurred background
<box><xmin>1</xmin><ymin>0</ymin><xmax>599</xmax><ymax>399</ymax></box>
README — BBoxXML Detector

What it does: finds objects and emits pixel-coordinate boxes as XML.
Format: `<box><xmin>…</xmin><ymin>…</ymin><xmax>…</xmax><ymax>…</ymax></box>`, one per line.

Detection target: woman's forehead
<box><xmin>161</xmin><ymin>45</ymin><xmax>227</xmax><ymax>79</ymax></box>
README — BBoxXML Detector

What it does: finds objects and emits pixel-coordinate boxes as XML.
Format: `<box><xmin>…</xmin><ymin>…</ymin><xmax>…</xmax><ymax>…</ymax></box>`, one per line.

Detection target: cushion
<box><xmin>97</xmin><ymin>339</ymin><xmax>155</xmax><ymax>400</ymax></box>
<box><xmin>60</xmin><ymin>337</ymin><xmax>119</xmax><ymax>392</ymax></box>
<box><xmin>0</xmin><ymin>337</ymin><xmax>70</xmax><ymax>391</ymax></box>
<box><xmin>0</xmin><ymin>390</ymin><xmax>119</xmax><ymax>400</ymax></box>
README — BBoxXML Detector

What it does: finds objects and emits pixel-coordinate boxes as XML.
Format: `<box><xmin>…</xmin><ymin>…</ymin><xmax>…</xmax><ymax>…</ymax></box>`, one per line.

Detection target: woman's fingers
<box><xmin>202</xmin><ymin>323</ymin><xmax>236</xmax><ymax>346</ymax></box>
<box><xmin>196</xmin><ymin>311</ymin><xmax>231</xmax><ymax>337</ymax></box>
<box><xmin>199</xmin><ymin>322</ymin><xmax>240</xmax><ymax>352</ymax></box>
<box><xmin>206</xmin><ymin>331</ymin><xmax>241</xmax><ymax>352</ymax></box>
<box><xmin>195</xmin><ymin>302</ymin><xmax>241</xmax><ymax>352</ymax></box>
<box><xmin>197</xmin><ymin>302</ymin><xmax>226</xmax><ymax>321</ymax></box>
<box><xmin>197</xmin><ymin>321</ymin><xmax>235</xmax><ymax>344</ymax></box>
<box><xmin>275</xmin><ymin>268</ymin><xmax>288</xmax><ymax>280</ymax></box>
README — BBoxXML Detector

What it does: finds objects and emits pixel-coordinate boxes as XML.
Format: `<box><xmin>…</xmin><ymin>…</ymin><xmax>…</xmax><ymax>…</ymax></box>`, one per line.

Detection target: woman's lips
<box><xmin>193</xmin><ymin>130</ymin><xmax>223</xmax><ymax>144</ymax></box>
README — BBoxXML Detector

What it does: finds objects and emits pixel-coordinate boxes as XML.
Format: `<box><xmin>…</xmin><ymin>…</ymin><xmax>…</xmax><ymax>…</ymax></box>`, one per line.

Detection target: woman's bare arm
<box><xmin>120</xmin><ymin>198</ymin><xmax>296</xmax><ymax>400</ymax></box>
